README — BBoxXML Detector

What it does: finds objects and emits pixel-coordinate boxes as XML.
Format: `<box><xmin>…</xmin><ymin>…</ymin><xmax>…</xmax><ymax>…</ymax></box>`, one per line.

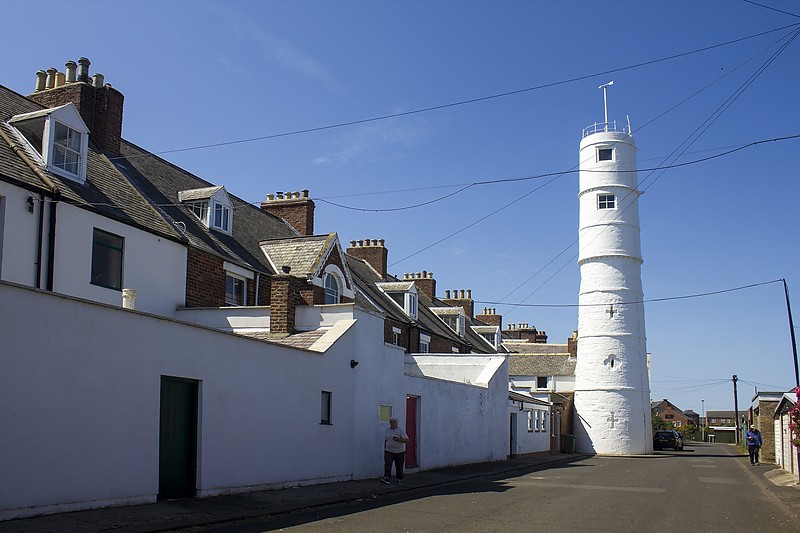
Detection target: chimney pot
<box><xmin>460</xmin><ymin>290</ymin><xmax>465</xmax><ymax>299</ymax></box>
<box><xmin>276</xmin><ymin>192</ymin><xmax>284</xmax><ymax>199</ymax></box>
<box><xmin>77</xmin><ymin>57</ymin><xmax>90</xmax><ymax>82</ymax></box>
<box><xmin>429</xmin><ymin>271</ymin><xmax>433</xmax><ymax>278</ymax></box>
<box><xmin>35</xmin><ymin>70</ymin><xmax>47</xmax><ymax>92</ymax></box>
<box><xmin>357</xmin><ymin>240</ymin><xmax>364</xmax><ymax>246</ymax></box>
<box><xmin>65</xmin><ymin>61</ymin><xmax>77</xmax><ymax>83</ymax></box>
<box><xmin>302</xmin><ymin>189</ymin><xmax>309</xmax><ymax>198</ymax></box>
<box><xmin>55</xmin><ymin>72</ymin><xmax>66</xmax><ymax>88</ymax></box>
<box><xmin>92</xmin><ymin>73</ymin><xmax>104</xmax><ymax>87</ymax></box>
<box><xmin>45</xmin><ymin>68</ymin><xmax>57</xmax><ymax>89</ymax></box>
<box><xmin>467</xmin><ymin>289</ymin><xmax>472</xmax><ymax>299</ymax></box>
<box><xmin>445</xmin><ymin>290</ymin><xmax>451</xmax><ymax>298</ymax></box>
<box><xmin>267</xmin><ymin>194</ymin><xmax>275</xmax><ymax>201</ymax></box>
<box><xmin>372</xmin><ymin>239</ymin><xmax>378</xmax><ymax>246</ymax></box>
<box><xmin>378</xmin><ymin>239</ymin><xmax>385</xmax><ymax>247</ymax></box>
<box><xmin>350</xmin><ymin>240</ymin><xmax>356</xmax><ymax>247</ymax></box>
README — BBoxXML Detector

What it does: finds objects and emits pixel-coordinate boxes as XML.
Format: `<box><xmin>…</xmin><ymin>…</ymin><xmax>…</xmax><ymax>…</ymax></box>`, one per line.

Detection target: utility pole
<box><xmin>780</xmin><ymin>279</ymin><xmax>799</xmax><ymax>484</ymax></box>
<box><xmin>733</xmin><ymin>374</ymin><xmax>740</xmax><ymax>445</ymax></box>
<box><xmin>701</xmin><ymin>399</ymin><xmax>705</xmax><ymax>443</ymax></box>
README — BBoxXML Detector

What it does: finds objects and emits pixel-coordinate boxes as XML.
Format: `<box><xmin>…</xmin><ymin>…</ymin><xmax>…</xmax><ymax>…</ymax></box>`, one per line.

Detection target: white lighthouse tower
<box><xmin>573</xmin><ymin>83</ymin><xmax>652</xmax><ymax>455</ymax></box>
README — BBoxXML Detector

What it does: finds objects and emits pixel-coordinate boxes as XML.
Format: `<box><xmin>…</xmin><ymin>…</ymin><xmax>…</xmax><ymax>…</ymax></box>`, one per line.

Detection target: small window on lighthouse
<box><xmin>598</xmin><ymin>194</ymin><xmax>616</xmax><ymax>209</ymax></box>
<box><xmin>597</xmin><ymin>148</ymin><xmax>614</xmax><ymax>161</ymax></box>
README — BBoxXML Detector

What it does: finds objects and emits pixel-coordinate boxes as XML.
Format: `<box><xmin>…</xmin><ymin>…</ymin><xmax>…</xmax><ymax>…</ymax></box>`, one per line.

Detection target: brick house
<box><xmin>749</xmin><ymin>391</ymin><xmax>788</xmax><ymax>463</ymax></box>
<box><xmin>652</xmin><ymin>399</ymin><xmax>692</xmax><ymax>429</ymax></box>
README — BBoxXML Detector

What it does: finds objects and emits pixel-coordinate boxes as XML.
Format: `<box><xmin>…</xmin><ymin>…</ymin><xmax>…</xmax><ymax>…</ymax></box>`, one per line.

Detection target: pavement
<box><xmin>3</xmin><ymin>448</ymin><xmax>796</xmax><ymax>533</ymax></box>
<box><xmin>0</xmin><ymin>452</ymin><xmax>586</xmax><ymax>533</ymax></box>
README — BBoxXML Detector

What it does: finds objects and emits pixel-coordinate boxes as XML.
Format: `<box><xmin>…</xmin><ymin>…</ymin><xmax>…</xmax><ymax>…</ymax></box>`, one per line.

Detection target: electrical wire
<box><xmin>105</xmin><ymin>22</ymin><xmax>800</xmax><ymax>162</ymax></box>
<box><xmin>744</xmin><ymin>0</ymin><xmax>800</xmax><ymax>18</ymax></box>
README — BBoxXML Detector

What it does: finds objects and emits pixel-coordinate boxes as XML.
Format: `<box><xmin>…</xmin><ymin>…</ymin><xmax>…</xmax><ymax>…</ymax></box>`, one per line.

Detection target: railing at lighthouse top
<box><xmin>582</xmin><ymin>119</ymin><xmax>632</xmax><ymax>139</ymax></box>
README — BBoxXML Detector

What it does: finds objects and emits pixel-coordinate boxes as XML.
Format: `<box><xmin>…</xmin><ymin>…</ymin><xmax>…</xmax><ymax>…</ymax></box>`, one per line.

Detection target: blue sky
<box><xmin>4</xmin><ymin>0</ymin><xmax>798</xmax><ymax>415</ymax></box>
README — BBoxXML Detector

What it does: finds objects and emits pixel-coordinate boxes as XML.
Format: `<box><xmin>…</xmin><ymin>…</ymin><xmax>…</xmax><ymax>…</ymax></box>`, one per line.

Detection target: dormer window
<box><xmin>376</xmin><ymin>281</ymin><xmax>418</xmax><ymax>319</ymax></box>
<box><xmin>432</xmin><ymin>307</ymin><xmax>466</xmax><ymax>337</ymax></box>
<box><xmin>178</xmin><ymin>186</ymin><xmax>233</xmax><ymax>234</ymax></box>
<box><xmin>472</xmin><ymin>325</ymin><xmax>500</xmax><ymax>350</ymax></box>
<box><xmin>9</xmin><ymin>103</ymin><xmax>90</xmax><ymax>183</ymax></box>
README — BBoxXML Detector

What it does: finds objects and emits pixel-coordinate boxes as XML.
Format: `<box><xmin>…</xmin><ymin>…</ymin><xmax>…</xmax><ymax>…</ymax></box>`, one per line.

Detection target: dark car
<box><xmin>653</xmin><ymin>430</ymin><xmax>684</xmax><ymax>451</ymax></box>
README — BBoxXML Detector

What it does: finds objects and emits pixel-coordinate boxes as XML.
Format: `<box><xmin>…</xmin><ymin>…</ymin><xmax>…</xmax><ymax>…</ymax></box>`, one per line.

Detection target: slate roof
<box><xmin>260</xmin><ymin>233</ymin><xmax>335</xmax><ymax>277</ymax></box>
<box><xmin>503</xmin><ymin>342</ymin><xmax>570</xmax><ymax>355</ymax></box>
<box><xmin>508</xmin><ymin>355</ymin><xmax>576</xmax><ymax>377</ymax></box>
<box><xmin>509</xmin><ymin>391</ymin><xmax>550</xmax><ymax>407</ymax></box>
<box><xmin>113</xmin><ymin>139</ymin><xmax>299</xmax><ymax>274</ymax></box>
<box><xmin>0</xmin><ymin>85</ymin><xmax>179</xmax><ymax>241</ymax></box>
<box><xmin>239</xmin><ymin>329</ymin><xmax>326</xmax><ymax>350</ymax></box>
<box><xmin>178</xmin><ymin>186</ymin><xmax>223</xmax><ymax>202</ymax></box>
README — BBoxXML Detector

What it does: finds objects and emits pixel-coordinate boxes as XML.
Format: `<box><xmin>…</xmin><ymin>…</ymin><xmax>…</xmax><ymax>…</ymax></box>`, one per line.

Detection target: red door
<box><xmin>406</xmin><ymin>396</ymin><xmax>418</xmax><ymax>468</ymax></box>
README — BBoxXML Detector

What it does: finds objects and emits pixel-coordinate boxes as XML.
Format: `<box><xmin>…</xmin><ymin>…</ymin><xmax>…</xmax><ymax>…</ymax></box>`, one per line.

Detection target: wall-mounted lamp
<box><xmin>27</xmin><ymin>196</ymin><xmax>35</xmax><ymax>214</ymax></box>
<box><xmin>350</xmin><ymin>359</ymin><xmax>359</xmax><ymax>369</ymax></box>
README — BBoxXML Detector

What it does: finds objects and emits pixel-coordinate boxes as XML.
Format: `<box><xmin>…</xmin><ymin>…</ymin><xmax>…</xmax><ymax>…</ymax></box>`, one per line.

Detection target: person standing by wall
<box><xmin>383</xmin><ymin>417</ymin><xmax>409</xmax><ymax>484</ymax></box>
<box><xmin>745</xmin><ymin>425</ymin><xmax>763</xmax><ymax>465</ymax></box>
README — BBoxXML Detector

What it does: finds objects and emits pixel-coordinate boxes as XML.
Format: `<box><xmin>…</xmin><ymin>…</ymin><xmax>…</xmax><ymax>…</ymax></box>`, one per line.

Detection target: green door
<box><xmin>159</xmin><ymin>376</ymin><xmax>198</xmax><ymax>499</ymax></box>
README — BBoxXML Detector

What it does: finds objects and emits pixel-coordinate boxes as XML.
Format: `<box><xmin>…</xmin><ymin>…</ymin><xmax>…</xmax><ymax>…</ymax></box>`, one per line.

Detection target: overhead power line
<box><xmin>474</xmin><ymin>279</ymin><xmax>784</xmax><ymax>308</ymax></box>
<box><xmin>107</xmin><ymin>22</ymin><xmax>800</xmax><ymax>161</ymax></box>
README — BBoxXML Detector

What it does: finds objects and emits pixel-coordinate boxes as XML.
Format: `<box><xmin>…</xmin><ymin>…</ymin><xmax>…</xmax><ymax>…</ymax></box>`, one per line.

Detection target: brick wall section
<box><xmin>475</xmin><ymin>308</ymin><xmax>502</xmax><ymax>329</ymax></box>
<box><xmin>567</xmin><ymin>334</ymin><xmax>577</xmax><ymax>357</ymax></box>
<box><xmin>260</xmin><ymin>192</ymin><xmax>315</xmax><ymax>236</ymax></box>
<box><xmin>270</xmin><ymin>275</ymin><xmax>305</xmax><ymax>334</ymax></box>
<box><xmin>384</xmin><ymin>319</ymin><xmax>408</xmax><ymax>349</ymax></box>
<box><xmin>755</xmin><ymin>400</ymin><xmax>779</xmax><ymax>461</ymax></box>
<box><xmin>324</xmin><ymin>245</ymin><xmax>352</xmax><ymax>291</ymax></box>
<box><xmin>347</xmin><ymin>239</ymin><xmax>388</xmax><ymax>279</ymax></box>
<box><xmin>186</xmin><ymin>248</ymin><xmax>227</xmax><ymax>307</ymax></box>
<box><xmin>29</xmin><ymin>82</ymin><xmax>124</xmax><ymax>155</ymax></box>
<box><xmin>503</xmin><ymin>325</ymin><xmax>548</xmax><ymax>343</ymax></box>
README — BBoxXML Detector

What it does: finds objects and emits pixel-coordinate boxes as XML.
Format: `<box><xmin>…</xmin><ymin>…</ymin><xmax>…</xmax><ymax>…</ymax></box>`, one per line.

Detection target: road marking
<box><xmin>515</xmin><ymin>480</ymin><xmax>665</xmax><ymax>493</ymax></box>
<box><xmin>698</xmin><ymin>477</ymin><xmax>737</xmax><ymax>484</ymax></box>
<box><xmin>692</xmin><ymin>465</ymin><xmax>716</xmax><ymax>468</ymax></box>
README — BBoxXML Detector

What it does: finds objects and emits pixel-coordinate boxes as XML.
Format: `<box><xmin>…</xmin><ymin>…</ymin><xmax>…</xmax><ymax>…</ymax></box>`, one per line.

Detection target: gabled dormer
<box><xmin>376</xmin><ymin>281</ymin><xmax>419</xmax><ymax>319</ymax></box>
<box><xmin>431</xmin><ymin>306</ymin><xmax>466</xmax><ymax>337</ymax></box>
<box><xmin>8</xmin><ymin>102</ymin><xmax>90</xmax><ymax>184</ymax></box>
<box><xmin>178</xmin><ymin>185</ymin><xmax>233</xmax><ymax>234</ymax></box>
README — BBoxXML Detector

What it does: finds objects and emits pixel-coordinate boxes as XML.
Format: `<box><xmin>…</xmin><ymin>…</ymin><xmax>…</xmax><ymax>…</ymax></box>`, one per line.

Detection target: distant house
<box><xmin>651</xmin><ymin>399</ymin><xmax>692</xmax><ymax>429</ymax></box>
<box><xmin>749</xmin><ymin>391</ymin><xmax>786</xmax><ymax>463</ymax></box>
<box><xmin>706</xmin><ymin>410</ymin><xmax>738</xmax><ymax>444</ymax></box>
<box><xmin>773</xmin><ymin>392</ymin><xmax>798</xmax><ymax>475</ymax></box>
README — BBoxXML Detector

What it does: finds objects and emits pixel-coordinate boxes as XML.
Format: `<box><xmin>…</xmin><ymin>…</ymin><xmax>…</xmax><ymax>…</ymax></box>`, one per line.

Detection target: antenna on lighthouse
<box><xmin>598</xmin><ymin>81</ymin><xmax>614</xmax><ymax>131</ymax></box>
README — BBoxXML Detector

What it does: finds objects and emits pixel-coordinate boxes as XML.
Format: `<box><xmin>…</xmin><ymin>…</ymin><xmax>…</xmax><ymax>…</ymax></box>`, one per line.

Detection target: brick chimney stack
<box><xmin>502</xmin><ymin>323</ymin><xmax>548</xmax><ymax>343</ymax></box>
<box><xmin>28</xmin><ymin>58</ymin><xmax>124</xmax><ymax>155</ymax></box>
<box><xmin>442</xmin><ymin>289</ymin><xmax>474</xmax><ymax>319</ymax></box>
<box><xmin>260</xmin><ymin>190</ymin><xmax>315</xmax><ymax>236</ymax></box>
<box><xmin>476</xmin><ymin>307</ymin><xmax>502</xmax><ymax>329</ymax></box>
<box><xmin>403</xmin><ymin>271</ymin><xmax>436</xmax><ymax>300</ymax></box>
<box><xmin>269</xmin><ymin>271</ymin><xmax>304</xmax><ymax>337</ymax></box>
<box><xmin>347</xmin><ymin>239</ymin><xmax>388</xmax><ymax>279</ymax></box>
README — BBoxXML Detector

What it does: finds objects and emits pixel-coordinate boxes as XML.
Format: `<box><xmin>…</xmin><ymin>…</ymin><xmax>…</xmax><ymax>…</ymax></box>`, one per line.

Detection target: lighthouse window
<box><xmin>598</xmin><ymin>148</ymin><xmax>614</xmax><ymax>161</ymax></box>
<box><xmin>598</xmin><ymin>194</ymin><xmax>616</xmax><ymax>209</ymax></box>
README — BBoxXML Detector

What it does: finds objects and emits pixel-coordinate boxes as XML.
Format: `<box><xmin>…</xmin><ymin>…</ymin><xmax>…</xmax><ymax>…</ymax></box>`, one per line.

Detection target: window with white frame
<box><xmin>419</xmin><ymin>333</ymin><xmax>431</xmax><ymax>353</ymax></box>
<box><xmin>536</xmin><ymin>376</ymin><xmax>548</xmax><ymax>390</ymax></box>
<box><xmin>598</xmin><ymin>194</ymin><xmax>616</xmax><ymax>209</ymax></box>
<box><xmin>535</xmin><ymin>410</ymin><xmax>541</xmax><ymax>432</ymax></box>
<box><xmin>597</xmin><ymin>147</ymin><xmax>614</xmax><ymax>161</ymax></box>
<box><xmin>188</xmin><ymin>201</ymin><xmax>208</xmax><ymax>223</ymax></box>
<box><xmin>225</xmin><ymin>273</ymin><xmax>246</xmax><ymax>306</ymax></box>
<box><xmin>324</xmin><ymin>272</ymin><xmax>341</xmax><ymax>304</ymax></box>
<box><xmin>405</xmin><ymin>291</ymin><xmax>418</xmax><ymax>319</ymax></box>
<box><xmin>527</xmin><ymin>410</ymin><xmax>533</xmax><ymax>432</ymax></box>
<box><xmin>212</xmin><ymin>201</ymin><xmax>230</xmax><ymax>232</ymax></box>
<box><xmin>392</xmin><ymin>327</ymin><xmax>401</xmax><ymax>346</ymax></box>
<box><xmin>542</xmin><ymin>411</ymin><xmax>547</xmax><ymax>432</ymax></box>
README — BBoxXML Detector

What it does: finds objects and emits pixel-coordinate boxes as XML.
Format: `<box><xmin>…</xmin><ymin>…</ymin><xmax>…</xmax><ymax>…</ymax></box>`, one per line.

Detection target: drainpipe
<box><xmin>254</xmin><ymin>272</ymin><xmax>260</xmax><ymax>306</ymax></box>
<box><xmin>35</xmin><ymin>193</ymin><xmax>45</xmax><ymax>288</ymax></box>
<box><xmin>46</xmin><ymin>189</ymin><xmax>60</xmax><ymax>291</ymax></box>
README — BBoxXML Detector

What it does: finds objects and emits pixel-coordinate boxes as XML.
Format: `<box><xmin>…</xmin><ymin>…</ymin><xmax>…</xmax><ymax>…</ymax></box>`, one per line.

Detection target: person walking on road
<box><xmin>383</xmin><ymin>417</ymin><xmax>410</xmax><ymax>485</ymax></box>
<box><xmin>745</xmin><ymin>425</ymin><xmax>763</xmax><ymax>465</ymax></box>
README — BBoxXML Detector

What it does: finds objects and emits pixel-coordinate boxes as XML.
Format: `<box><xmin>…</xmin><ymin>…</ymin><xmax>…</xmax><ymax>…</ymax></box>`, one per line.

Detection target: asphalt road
<box><xmin>202</xmin><ymin>442</ymin><xmax>800</xmax><ymax>532</ymax></box>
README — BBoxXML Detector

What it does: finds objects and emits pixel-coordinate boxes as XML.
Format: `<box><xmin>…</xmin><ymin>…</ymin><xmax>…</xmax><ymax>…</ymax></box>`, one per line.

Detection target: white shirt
<box><xmin>385</xmin><ymin>426</ymin><xmax>409</xmax><ymax>453</ymax></box>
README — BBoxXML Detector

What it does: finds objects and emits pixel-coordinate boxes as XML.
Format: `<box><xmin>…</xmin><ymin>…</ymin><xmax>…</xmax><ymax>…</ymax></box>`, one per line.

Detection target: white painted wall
<box><xmin>0</xmin><ymin>182</ymin><xmax>42</xmax><ymax>286</ymax></box>
<box><xmin>403</xmin><ymin>356</ymin><xmax>508</xmax><ymax>469</ymax></box>
<box><xmin>0</xmin><ymin>282</ymin><xmax>359</xmax><ymax>520</ymax></box>
<box><xmin>52</xmin><ymin>205</ymin><xmax>186</xmax><ymax>317</ymax></box>
<box><xmin>510</xmin><ymin>403</ymin><xmax>551</xmax><ymax>456</ymax></box>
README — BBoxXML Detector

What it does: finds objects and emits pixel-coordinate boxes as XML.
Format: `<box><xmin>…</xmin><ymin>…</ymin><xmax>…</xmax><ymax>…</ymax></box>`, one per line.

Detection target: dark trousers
<box><xmin>748</xmin><ymin>445</ymin><xmax>760</xmax><ymax>464</ymax></box>
<box><xmin>384</xmin><ymin>451</ymin><xmax>405</xmax><ymax>480</ymax></box>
